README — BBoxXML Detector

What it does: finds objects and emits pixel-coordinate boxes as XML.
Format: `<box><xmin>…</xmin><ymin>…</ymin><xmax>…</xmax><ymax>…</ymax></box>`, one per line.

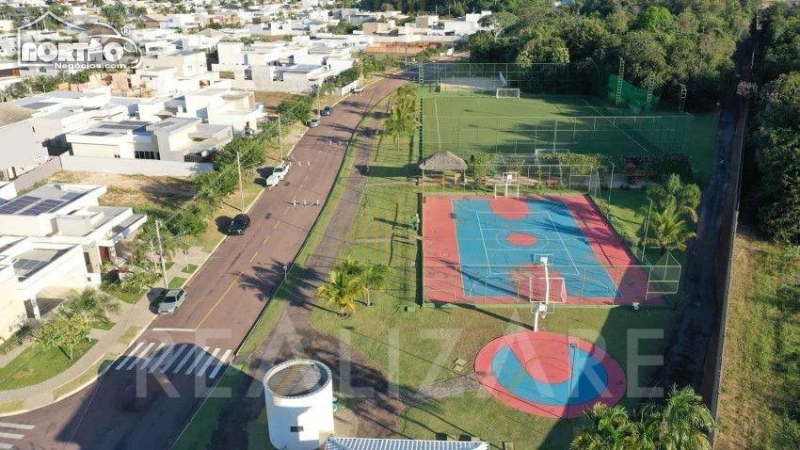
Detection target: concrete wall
<box><xmin>0</xmin><ymin>266</ymin><xmax>24</xmax><ymax>340</ymax></box>
<box><xmin>12</xmin><ymin>157</ymin><xmax>63</xmax><ymax>192</ymax></box>
<box><xmin>0</xmin><ymin>118</ymin><xmax>47</xmax><ymax>170</ymax></box>
<box><xmin>60</xmin><ymin>155</ymin><xmax>213</xmax><ymax>176</ymax></box>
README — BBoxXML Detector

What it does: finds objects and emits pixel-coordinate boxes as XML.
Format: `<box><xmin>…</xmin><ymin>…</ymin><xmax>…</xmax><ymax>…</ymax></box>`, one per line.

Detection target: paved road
<box><xmin>8</xmin><ymin>74</ymin><xmax>405</xmax><ymax>450</ymax></box>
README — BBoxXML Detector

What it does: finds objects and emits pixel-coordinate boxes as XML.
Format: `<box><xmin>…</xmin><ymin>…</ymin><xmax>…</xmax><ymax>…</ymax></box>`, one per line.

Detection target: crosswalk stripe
<box><xmin>197</xmin><ymin>348</ymin><xmax>220</xmax><ymax>377</ymax></box>
<box><xmin>0</xmin><ymin>431</ymin><xmax>24</xmax><ymax>439</ymax></box>
<box><xmin>185</xmin><ymin>346</ymin><xmax>210</xmax><ymax>375</ymax></box>
<box><xmin>0</xmin><ymin>443</ymin><xmax>13</xmax><ymax>449</ymax></box>
<box><xmin>0</xmin><ymin>422</ymin><xmax>34</xmax><ymax>430</ymax></box>
<box><xmin>139</xmin><ymin>343</ymin><xmax>165</xmax><ymax>370</ymax></box>
<box><xmin>123</xmin><ymin>342</ymin><xmax>154</xmax><ymax>370</ymax></box>
<box><xmin>156</xmin><ymin>344</ymin><xmax>187</xmax><ymax>373</ymax></box>
<box><xmin>172</xmin><ymin>346</ymin><xmax>197</xmax><ymax>373</ymax></box>
<box><xmin>114</xmin><ymin>342</ymin><xmax>144</xmax><ymax>369</ymax></box>
<box><xmin>208</xmin><ymin>349</ymin><xmax>232</xmax><ymax>379</ymax></box>
<box><xmin>147</xmin><ymin>344</ymin><xmax>176</xmax><ymax>373</ymax></box>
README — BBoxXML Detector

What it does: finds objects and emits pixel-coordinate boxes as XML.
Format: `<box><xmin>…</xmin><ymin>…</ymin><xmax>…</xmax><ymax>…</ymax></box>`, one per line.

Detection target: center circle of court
<box><xmin>507</xmin><ymin>232</ymin><xmax>538</xmax><ymax>247</ymax></box>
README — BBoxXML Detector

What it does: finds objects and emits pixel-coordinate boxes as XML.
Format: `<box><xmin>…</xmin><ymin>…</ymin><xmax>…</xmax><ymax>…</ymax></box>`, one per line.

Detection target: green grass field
<box><xmin>421</xmin><ymin>94</ymin><xmax>692</xmax><ymax>159</ymax></box>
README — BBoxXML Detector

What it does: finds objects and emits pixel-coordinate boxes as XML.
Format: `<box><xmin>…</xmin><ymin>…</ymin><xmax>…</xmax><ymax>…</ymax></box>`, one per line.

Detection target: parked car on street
<box><xmin>321</xmin><ymin>106</ymin><xmax>333</xmax><ymax>116</ymax></box>
<box><xmin>157</xmin><ymin>289</ymin><xmax>187</xmax><ymax>314</ymax></box>
<box><xmin>265</xmin><ymin>162</ymin><xmax>290</xmax><ymax>187</ymax></box>
<box><xmin>308</xmin><ymin>116</ymin><xmax>321</xmax><ymax>127</ymax></box>
<box><xmin>227</xmin><ymin>214</ymin><xmax>251</xmax><ymax>235</ymax></box>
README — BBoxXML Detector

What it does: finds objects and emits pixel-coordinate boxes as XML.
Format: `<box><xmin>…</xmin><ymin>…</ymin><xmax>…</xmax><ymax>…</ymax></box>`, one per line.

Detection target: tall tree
<box><xmin>35</xmin><ymin>314</ymin><xmax>91</xmax><ymax>360</ymax></box>
<box><xmin>362</xmin><ymin>264</ymin><xmax>390</xmax><ymax>307</ymax></box>
<box><xmin>317</xmin><ymin>269</ymin><xmax>364</xmax><ymax>317</ymax></box>
<box><xmin>644</xmin><ymin>200</ymin><xmax>696</xmax><ymax>253</ymax></box>
<box><xmin>570</xmin><ymin>403</ymin><xmax>639</xmax><ymax>450</ymax></box>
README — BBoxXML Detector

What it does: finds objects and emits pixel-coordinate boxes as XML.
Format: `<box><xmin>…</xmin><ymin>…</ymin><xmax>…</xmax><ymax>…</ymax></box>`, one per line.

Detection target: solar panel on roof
<box><xmin>0</xmin><ymin>196</ymin><xmax>39</xmax><ymax>214</ymax></box>
<box><xmin>20</xmin><ymin>199</ymin><xmax>64</xmax><ymax>215</ymax></box>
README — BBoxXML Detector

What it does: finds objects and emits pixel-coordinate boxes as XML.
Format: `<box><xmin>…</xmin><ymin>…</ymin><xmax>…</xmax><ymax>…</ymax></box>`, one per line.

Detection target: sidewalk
<box><xmin>0</xmin><ymin>297</ymin><xmax>153</xmax><ymax>415</ymax></box>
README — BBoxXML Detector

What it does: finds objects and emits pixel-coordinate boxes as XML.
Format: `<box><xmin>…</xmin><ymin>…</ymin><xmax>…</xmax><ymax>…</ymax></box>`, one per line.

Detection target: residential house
<box><xmin>0</xmin><ymin>103</ymin><xmax>48</xmax><ymax>181</ymax></box>
<box><xmin>0</xmin><ymin>183</ymin><xmax>148</xmax><ymax>337</ymax></box>
<box><xmin>142</xmin><ymin>51</ymin><xmax>209</xmax><ymax>78</ymax></box>
<box><xmin>65</xmin><ymin>117</ymin><xmax>233</xmax><ymax>162</ymax></box>
<box><xmin>181</xmin><ymin>86</ymin><xmax>265</xmax><ymax>133</ymax></box>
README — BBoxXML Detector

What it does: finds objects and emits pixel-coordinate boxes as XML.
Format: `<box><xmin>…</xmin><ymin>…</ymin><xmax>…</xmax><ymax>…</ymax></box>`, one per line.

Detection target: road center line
<box><xmin>262</xmin><ymin>235</ymin><xmax>271</xmax><ymax>245</ymax></box>
<box><xmin>250</xmin><ymin>252</ymin><xmax>258</xmax><ymax>262</ymax></box>
<box><xmin>195</xmin><ymin>273</ymin><xmax>241</xmax><ymax>329</ymax></box>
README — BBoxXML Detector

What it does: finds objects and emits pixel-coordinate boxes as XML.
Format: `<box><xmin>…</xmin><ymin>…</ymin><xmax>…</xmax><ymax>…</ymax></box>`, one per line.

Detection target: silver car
<box><xmin>308</xmin><ymin>117</ymin><xmax>321</xmax><ymax>127</ymax></box>
<box><xmin>157</xmin><ymin>289</ymin><xmax>187</xmax><ymax>314</ymax></box>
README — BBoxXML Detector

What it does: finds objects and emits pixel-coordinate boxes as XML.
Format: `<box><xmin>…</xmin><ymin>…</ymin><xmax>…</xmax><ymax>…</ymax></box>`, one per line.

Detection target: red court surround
<box><xmin>474</xmin><ymin>331</ymin><xmax>627</xmax><ymax>419</ymax></box>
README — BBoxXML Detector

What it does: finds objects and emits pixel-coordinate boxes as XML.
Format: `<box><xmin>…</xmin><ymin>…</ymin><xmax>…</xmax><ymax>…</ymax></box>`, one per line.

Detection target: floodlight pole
<box><xmin>155</xmin><ymin>220</ymin><xmax>168</xmax><ymax>289</ymax></box>
<box><xmin>641</xmin><ymin>198</ymin><xmax>653</xmax><ymax>260</ymax></box>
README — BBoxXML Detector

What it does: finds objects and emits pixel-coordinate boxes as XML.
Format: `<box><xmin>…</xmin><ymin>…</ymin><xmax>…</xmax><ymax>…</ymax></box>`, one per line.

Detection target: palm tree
<box><xmin>384</xmin><ymin>108</ymin><xmax>404</xmax><ymax>151</ymax></box>
<box><xmin>651</xmin><ymin>386</ymin><xmax>715</xmax><ymax>450</ymax></box>
<box><xmin>644</xmin><ymin>200</ymin><xmax>696</xmax><ymax>253</ymax></box>
<box><xmin>63</xmin><ymin>288</ymin><xmax>120</xmax><ymax>324</ymax></box>
<box><xmin>647</xmin><ymin>174</ymin><xmax>701</xmax><ymax>222</ymax></box>
<box><xmin>317</xmin><ymin>269</ymin><xmax>364</xmax><ymax>317</ymax></box>
<box><xmin>570</xmin><ymin>403</ymin><xmax>639</xmax><ymax>450</ymax></box>
<box><xmin>362</xmin><ymin>264</ymin><xmax>390</xmax><ymax>307</ymax></box>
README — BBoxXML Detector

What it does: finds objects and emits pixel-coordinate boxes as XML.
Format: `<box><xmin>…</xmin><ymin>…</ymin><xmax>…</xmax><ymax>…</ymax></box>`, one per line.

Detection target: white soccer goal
<box><xmin>496</xmin><ymin>88</ymin><xmax>521</xmax><ymax>99</ymax></box>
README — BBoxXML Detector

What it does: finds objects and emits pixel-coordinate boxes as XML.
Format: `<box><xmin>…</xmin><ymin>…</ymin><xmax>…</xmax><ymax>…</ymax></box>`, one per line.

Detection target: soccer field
<box><xmin>421</xmin><ymin>94</ymin><xmax>692</xmax><ymax>159</ymax></box>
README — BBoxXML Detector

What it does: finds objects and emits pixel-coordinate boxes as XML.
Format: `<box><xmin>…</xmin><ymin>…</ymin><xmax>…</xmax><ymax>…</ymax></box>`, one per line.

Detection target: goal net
<box><xmin>496</xmin><ymin>88</ymin><xmax>521</xmax><ymax>99</ymax></box>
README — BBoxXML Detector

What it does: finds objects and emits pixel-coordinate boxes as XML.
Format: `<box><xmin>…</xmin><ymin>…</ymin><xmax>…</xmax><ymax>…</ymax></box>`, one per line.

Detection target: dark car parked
<box><xmin>227</xmin><ymin>214</ymin><xmax>251</xmax><ymax>235</ymax></box>
<box><xmin>321</xmin><ymin>106</ymin><xmax>333</xmax><ymax>116</ymax></box>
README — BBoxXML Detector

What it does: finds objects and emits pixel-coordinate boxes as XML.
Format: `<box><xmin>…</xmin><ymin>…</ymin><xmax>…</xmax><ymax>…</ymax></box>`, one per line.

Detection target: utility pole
<box><xmin>277</xmin><ymin>113</ymin><xmax>283</xmax><ymax>160</ymax></box>
<box><xmin>155</xmin><ymin>220</ymin><xmax>168</xmax><ymax>289</ymax></box>
<box><xmin>236</xmin><ymin>151</ymin><xmax>244</xmax><ymax>212</ymax></box>
<box><xmin>316</xmin><ymin>84</ymin><xmax>321</xmax><ymax>116</ymax></box>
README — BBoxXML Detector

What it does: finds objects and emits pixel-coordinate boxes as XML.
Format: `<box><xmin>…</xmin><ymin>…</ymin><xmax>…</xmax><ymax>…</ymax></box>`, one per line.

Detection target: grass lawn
<box><xmin>0</xmin><ymin>339</ymin><xmax>97</xmax><ymax>390</ymax></box>
<box><xmin>182</xmin><ymin>264</ymin><xmax>199</xmax><ymax>274</ymax></box>
<box><xmin>715</xmin><ymin>230</ymin><xmax>800</xmax><ymax>449</ymax></box>
<box><xmin>90</xmin><ymin>320</ymin><xmax>114</xmax><ymax>331</ymax></box>
<box><xmin>169</xmin><ymin>277</ymin><xmax>187</xmax><ymax>289</ymax></box>
<box><xmin>172</xmin><ymin>365</ymin><xmax>248</xmax><ymax>450</ymax></box>
<box><xmin>165</xmin><ymin>262</ymin><xmax>175</xmax><ymax>270</ymax></box>
<box><xmin>103</xmin><ymin>287</ymin><xmax>144</xmax><ymax>305</ymax></box>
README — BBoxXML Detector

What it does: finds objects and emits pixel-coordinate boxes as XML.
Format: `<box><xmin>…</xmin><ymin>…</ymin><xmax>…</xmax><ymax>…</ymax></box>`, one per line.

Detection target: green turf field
<box><xmin>420</xmin><ymin>94</ymin><xmax>692</xmax><ymax>159</ymax></box>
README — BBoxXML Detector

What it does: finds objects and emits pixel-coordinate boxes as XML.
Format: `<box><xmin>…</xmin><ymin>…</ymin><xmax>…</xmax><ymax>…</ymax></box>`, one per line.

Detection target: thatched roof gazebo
<box><xmin>419</xmin><ymin>151</ymin><xmax>468</xmax><ymax>188</ymax></box>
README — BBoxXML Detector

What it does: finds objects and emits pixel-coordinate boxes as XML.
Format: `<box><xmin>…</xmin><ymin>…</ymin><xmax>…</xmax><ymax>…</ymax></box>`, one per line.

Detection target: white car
<box><xmin>265</xmin><ymin>162</ymin><xmax>290</xmax><ymax>187</ymax></box>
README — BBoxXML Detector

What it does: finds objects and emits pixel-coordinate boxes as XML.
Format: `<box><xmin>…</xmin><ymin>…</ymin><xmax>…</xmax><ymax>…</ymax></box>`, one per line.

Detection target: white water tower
<box><xmin>263</xmin><ymin>359</ymin><xmax>335</xmax><ymax>450</ymax></box>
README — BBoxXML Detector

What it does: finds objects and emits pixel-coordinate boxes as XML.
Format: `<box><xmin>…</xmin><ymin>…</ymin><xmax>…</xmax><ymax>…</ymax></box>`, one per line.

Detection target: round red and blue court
<box><xmin>474</xmin><ymin>331</ymin><xmax>626</xmax><ymax>418</ymax></box>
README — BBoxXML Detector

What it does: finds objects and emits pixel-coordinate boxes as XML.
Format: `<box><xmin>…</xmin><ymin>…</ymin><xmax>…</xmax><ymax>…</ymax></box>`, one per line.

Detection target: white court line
<box><xmin>156</xmin><ymin>344</ymin><xmax>188</xmax><ymax>373</ymax></box>
<box><xmin>197</xmin><ymin>348</ymin><xmax>221</xmax><ymax>377</ymax></box>
<box><xmin>184</xmin><ymin>346</ymin><xmax>210</xmax><ymax>375</ymax></box>
<box><xmin>433</xmin><ymin>98</ymin><xmax>442</xmax><ymax>152</ymax></box>
<box><xmin>0</xmin><ymin>432</ymin><xmax>23</xmax><ymax>439</ymax></box>
<box><xmin>474</xmin><ymin>212</ymin><xmax>492</xmax><ymax>275</ymax></box>
<box><xmin>208</xmin><ymin>349</ymin><xmax>232</xmax><ymax>379</ymax></box>
<box><xmin>0</xmin><ymin>423</ymin><xmax>34</xmax><ymax>430</ymax></box>
<box><xmin>581</xmin><ymin>99</ymin><xmax>650</xmax><ymax>154</ymax></box>
<box><xmin>114</xmin><ymin>342</ymin><xmax>143</xmax><ymax>369</ymax></box>
<box><xmin>148</xmin><ymin>345</ymin><xmax>177</xmax><ymax>373</ymax></box>
<box><xmin>123</xmin><ymin>342</ymin><xmax>154</xmax><ymax>370</ymax></box>
<box><xmin>139</xmin><ymin>343</ymin><xmax>166</xmax><ymax>370</ymax></box>
<box><xmin>172</xmin><ymin>347</ymin><xmax>198</xmax><ymax>373</ymax></box>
